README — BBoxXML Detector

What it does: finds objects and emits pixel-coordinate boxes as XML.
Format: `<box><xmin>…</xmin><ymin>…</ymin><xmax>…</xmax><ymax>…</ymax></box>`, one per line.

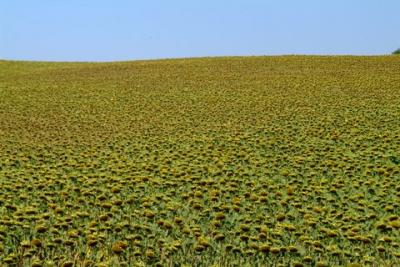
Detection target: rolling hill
<box><xmin>0</xmin><ymin>56</ymin><xmax>399</xmax><ymax>266</ymax></box>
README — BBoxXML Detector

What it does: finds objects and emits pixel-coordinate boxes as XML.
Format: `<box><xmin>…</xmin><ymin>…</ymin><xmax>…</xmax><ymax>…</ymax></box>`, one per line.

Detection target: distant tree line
<box><xmin>393</xmin><ymin>48</ymin><xmax>400</xmax><ymax>55</ymax></box>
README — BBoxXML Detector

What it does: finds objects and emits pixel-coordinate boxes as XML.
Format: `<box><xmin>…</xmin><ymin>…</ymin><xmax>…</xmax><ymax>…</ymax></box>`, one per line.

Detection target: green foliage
<box><xmin>0</xmin><ymin>56</ymin><xmax>399</xmax><ymax>266</ymax></box>
<box><xmin>393</xmin><ymin>48</ymin><xmax>400</xmax><ymax>55</ymax></box>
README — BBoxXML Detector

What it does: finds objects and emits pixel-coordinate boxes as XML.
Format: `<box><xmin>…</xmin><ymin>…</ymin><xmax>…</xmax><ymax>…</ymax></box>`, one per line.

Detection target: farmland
<box><xmin>0</xmin><ymin>56</ymin><xmax>399</xmax><ymax>266</ymax></box>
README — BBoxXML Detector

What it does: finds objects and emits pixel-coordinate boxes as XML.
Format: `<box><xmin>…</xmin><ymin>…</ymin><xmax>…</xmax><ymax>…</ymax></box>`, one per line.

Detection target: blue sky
<box><xmin>1</xmin><ymin>0</ymin><xmax>399</xmax><ymax>61</ymax></box>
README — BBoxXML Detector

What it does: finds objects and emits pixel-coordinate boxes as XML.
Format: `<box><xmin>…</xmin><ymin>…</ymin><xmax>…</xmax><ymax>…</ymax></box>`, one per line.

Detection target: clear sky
<box><xmin>1</xmin><ymin>0</ymin><xmax>399</xmax><ymax>61</ymax></box>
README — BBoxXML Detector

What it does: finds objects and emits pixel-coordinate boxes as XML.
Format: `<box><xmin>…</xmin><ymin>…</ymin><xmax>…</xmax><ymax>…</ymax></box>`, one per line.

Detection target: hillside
<box><xmin>0</xmin><ymin>56</ymin><xmax>400</xmax><ymax>266</ymax></box>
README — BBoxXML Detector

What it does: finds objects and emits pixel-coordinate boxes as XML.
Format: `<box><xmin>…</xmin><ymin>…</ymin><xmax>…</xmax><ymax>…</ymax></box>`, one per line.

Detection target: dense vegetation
<box><xmin>393</xmin><ymin>49</ymin><xmax>400</xmax><ymax>55</ymax></box>
<box><xmin>0</xmin><ymin>56</ymin><xmax>399</xmax><ymax>266</ymax></box>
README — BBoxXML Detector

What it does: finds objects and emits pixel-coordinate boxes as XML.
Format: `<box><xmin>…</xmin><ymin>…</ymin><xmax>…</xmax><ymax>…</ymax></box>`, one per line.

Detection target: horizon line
<box><xmin>0</xmin><ymin>53</ymin><xmax>396</xmax><ymax>64</ymax></box>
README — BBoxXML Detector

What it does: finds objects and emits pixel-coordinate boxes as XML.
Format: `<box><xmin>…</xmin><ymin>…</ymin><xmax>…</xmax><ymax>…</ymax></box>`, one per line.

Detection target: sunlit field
<box><xmin>0</xmin><ymin>56</ymin><xmax>399</xmax><ymax>266</ymax></box>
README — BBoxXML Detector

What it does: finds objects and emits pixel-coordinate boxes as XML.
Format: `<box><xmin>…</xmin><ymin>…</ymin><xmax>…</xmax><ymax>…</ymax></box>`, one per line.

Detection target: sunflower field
<box><xmin>0</xmin><ymin>56</ymin><xmax>399</xmax><ymax>266</ymax></box>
